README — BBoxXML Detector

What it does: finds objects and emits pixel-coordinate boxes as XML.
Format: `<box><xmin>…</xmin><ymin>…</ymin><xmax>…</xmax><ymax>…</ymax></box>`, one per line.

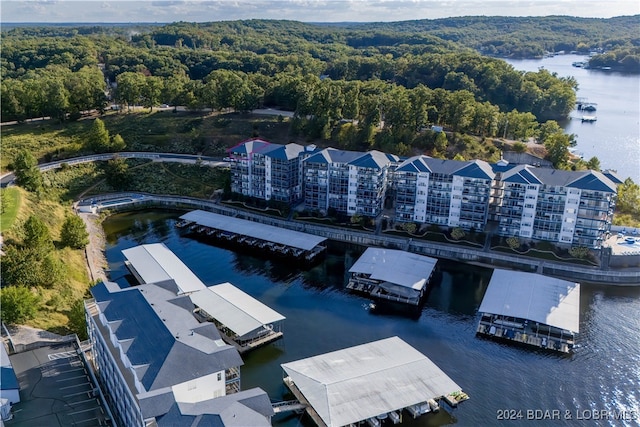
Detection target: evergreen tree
<box><xmin>60</xmin><ymin>215</ymin><xmax>89</xmax><ymax>249</ymax></box>
<box><xmin>110</xmin><ymin>134</ymin><xmax>126</xmax><ymax>152</ymax></box>
<box><xmin>13</xmin><ymin>149</ymin><xmax>43</xmax><ymax>193</ymax></box>
<box><xmin>87</xmin><ymin>118</ymin><xmax>110</xmax><ymax>152</ymax></box>
<box><xmin>0</xmin><ymin>286</ymin><xmax>40</xmax><ymax>325</ymax></box>
<box><xmin>23</xmin><ymin>215</ymin><xmax>54</xmax><ymax>255</ymax></box>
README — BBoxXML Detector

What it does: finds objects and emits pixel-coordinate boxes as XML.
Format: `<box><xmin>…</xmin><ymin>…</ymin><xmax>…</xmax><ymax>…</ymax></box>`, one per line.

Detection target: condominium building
<box><xmin>85</xmin><ymin>279</ymin><xmax>273</xmax><ymax>427</ymax></box>
<box><xmin>491</xmin><ymin>165</ymin><xmax>617</xmax><ymax>248</ymax></box>
<box><xmin>394</xmin><ymin>156</ymin><xmax>495</xmax><ymax>230</ymax></box>
<box><xmin>303</xmin><ymin>148</ymin><xmax>398</xmax><ymax>217</ymax></box>
<box><xmin>228</xmin><ymin>138</ymin><xmax>305</xmax><ymax>204</ymax></box>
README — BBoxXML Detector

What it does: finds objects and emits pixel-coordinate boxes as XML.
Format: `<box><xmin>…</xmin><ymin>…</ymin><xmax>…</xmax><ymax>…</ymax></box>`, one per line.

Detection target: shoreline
<box><xmin>77</xmin><ymin>210</ymin><xmax>108</xmax><ymax>284</ymax></box>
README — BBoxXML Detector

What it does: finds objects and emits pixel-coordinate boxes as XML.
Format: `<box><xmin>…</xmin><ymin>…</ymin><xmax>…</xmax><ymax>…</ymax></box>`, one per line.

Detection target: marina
<box><xmin>346</xmin><ymin>248</ymin><xmax>438</xmax><ymax>306</ymax></box>
<box><xmin>177</xmin><ymin>210</ymin><xmax>327</xmax><ymax>262</ymax></box>
<box><xmin>476</xmin><ymin>269</ymin><xmax>580</xmax><ymax>353</ymax></box>
<box><xmin>102</xmin><ymin>211</ymin><xmax>640</xmax><ymax>427</ymax></box>
<box><xmin>190</xmin><ymin>282</ymin><xmax>286</xmax><ymax>354</ymax></box>
<box><xmin>281</xmin><ymin>337</ymin><xmax>468</xmax><ymax>427</ymax></box>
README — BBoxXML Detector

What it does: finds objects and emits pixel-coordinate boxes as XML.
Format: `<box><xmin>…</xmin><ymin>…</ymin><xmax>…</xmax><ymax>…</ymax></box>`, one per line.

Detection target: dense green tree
<box><xmin>111</xmin><ymin>134</ymin><xmax>126</xmax><ymax>152</ymax></box>
<box><xmin>60</xmin><ymin>215</ymin><xmax>89</xmax><ymax>249</ymax></box>
<box><xmin>544</xmin><ymin>132</ymin><xmax>571</xmax><ymax>168</ymax></box>
<box><xmin>105</xmin><ymin>157</ymin><xmax>130</xmax><ymax>190</ymax></box>
<box><xmin>67</xmin><ymin>299</ymin><xmax>89</xmax><ymax>340</ymax></box>
<box><xmin>87</xmin><ymin>118</ymin><xmax>111</xmax><ymax>152</ymax></box>
<box><xmin>116</xmin><ymin>71</ymin><xmax>146</xmax><ymax>108</ymax></box>
<box><xmin>616</xmin><ymin>178</ymin><xmax>640</xmax><ymax>216</ymax></box>
<box><xmin>0</xmin><ymin>286</ymin><xmax>41</xmax><ymax>325</ymax></box>
<box><xmin>23</xmin><ymin>215</ymin><xmax>54</xmax><ymax>255</ymax></box>
<box><xmin>13</xmin><ymin>149</ymin><xmax>43</xmax><ymax>193</ymax></box>
<box><xmin>585</xmin><ymin>156</ymin><xmax>601</xmax><ymax>171</ymax></box>
<box><xmin>141</xmin><ymin>76</ymin><xmax>164</xmax><ymax>110</ymax></box>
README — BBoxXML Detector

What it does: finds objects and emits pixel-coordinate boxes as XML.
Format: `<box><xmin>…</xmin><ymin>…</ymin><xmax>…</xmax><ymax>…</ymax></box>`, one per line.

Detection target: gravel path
<box><xmin>75</xmin><ymin>208</ymin><xmax>108</xmax><ymax>284</ymax></box>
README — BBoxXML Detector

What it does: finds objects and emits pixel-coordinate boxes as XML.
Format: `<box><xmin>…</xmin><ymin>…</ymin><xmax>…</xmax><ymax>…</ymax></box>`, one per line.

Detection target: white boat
<box><xmin>581</xmin><ymin>115</ymin><xmax>597</xmax><ymax>122</ymax></box>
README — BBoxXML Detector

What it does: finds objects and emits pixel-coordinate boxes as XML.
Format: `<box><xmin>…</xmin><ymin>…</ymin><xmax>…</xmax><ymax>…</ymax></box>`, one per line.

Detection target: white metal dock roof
<box><xmin>122</xmin><ymin>243</ymin><xmax>206</xmax><ymax>294</ymax></box>
<box><xmin>478</xmin><ymin>269</ymin><xmax>580</xmax><ymax>333</ymax></box>
<box><xmin>189</xmin><ymin>283</ymin><xmax>285</xmax><ymax>337</ymax></box>
<box><xmin>348</xmin><ymin>248</ymin><xmax>437</xmax><ymax>290</ymax></box>
<box><xmin>281</xmin><ymin>336</ymin><xmax>463</xmax><ymax>427</ymax></box>
<box><xmin>180</xmin><ymin>210</ymin><xmax>326</xmax><ymax>251</ymax></box>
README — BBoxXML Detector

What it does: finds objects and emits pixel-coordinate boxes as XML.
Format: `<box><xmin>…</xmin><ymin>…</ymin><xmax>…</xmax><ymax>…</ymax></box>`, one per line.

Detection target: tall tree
<box><xmin>60</xmin><ymin>215</ymin><xmax>89</xmax><ymax>249</ymax></box>
<box><xmin>23</xmin><ymin>215</ymin><xmax>54</xmax><ymax>255</ymax></box>
<box><xmin>0</xmin><ymin>286</ymin><xmax>40</xmax><ymax>325</ymax></box>
<box><xmin>87</xmin><ymin>118</ymin><xmax>111</xmax><ymax>153</ymax></box>
<box><xmin>544</xmin><ymin>132</ymin><xmax>571</xmax><ymax>168</ymax></box>
<box><xmin>13</xmin><ymin>149</ymin><xmax>43</xmax><ymax>193</ymax></box>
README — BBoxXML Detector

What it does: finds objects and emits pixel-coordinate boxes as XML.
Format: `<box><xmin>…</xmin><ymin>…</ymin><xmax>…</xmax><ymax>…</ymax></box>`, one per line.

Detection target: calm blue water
<box><xmin>504</xmin><ymin>54</ymin><xmax>640</xmax><ymax>183</ymax></box>
<box><xmin>103</xmin><ymin>211</ymin><xmax>640</xmax><ymax>426</ymax></box>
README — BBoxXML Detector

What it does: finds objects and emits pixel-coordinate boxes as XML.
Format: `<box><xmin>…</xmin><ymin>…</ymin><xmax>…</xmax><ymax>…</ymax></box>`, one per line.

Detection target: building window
<box><xmin>217</xmin><ymin>373</ymin><xmax>222</xmax><ymax>381</ymax></box>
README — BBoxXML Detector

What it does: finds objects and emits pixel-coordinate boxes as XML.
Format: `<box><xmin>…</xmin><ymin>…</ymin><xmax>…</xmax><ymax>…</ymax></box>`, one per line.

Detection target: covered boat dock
<box><xmin>476</xmin><ymin>269</ymin><xmax>580</xmax><ymax>353</ymax></box>
<box><xmin>178</xmin><ymin>210</ymin><xmax>327</xmax><ymax>261</ymax></box>
<box><xmin>122</xmin><ymin>243</ymin><xmax>206</xmax><ymax>294</ymax></box>
<box><xmin>281</xmin><ymin>336</ymin><xmax>468</xmax><ymax>427</ymax></box>
<box><xmin>346</xmin><ymin>248</ymin><xmax>437</xmax><ymax>305</ymax></box>
<box><xmin>190</xmin><ymin>282</ymin><xmax>285</xmax><ymax>353</ymax></box>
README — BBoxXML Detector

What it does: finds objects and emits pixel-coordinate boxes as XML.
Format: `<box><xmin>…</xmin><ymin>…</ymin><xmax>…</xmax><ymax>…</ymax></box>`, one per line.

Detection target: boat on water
<box><xmin>582</xmin><ymin>105</ymin><xmax>597</xmax><ymax>112</ymax></box>
<box><xmin>581</xmin><ymin>115</ymin><xmax>597</xmax><ymax>123</ymax></box>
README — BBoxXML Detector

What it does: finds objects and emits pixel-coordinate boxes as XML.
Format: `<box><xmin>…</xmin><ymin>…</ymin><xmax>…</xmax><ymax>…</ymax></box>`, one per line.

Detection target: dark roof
<box><xmin>228</xmin><ymin>138</ymin><xmax>279</xmax><ymax>155</ymax></box>
<box><xmin>1</xmin><ymin>344</ymin><xmax>19</xmax><ymax>391</ymax></box>
<box><xmin>500</xmin><ymin>165</ymin><xmax>617</xmax><ymax>192</ymax></box>
<box><xmin>90</xmin><ymin>281</ymin><xmax>242</xmax><ymax>392</ymax></box>
<box><xmin>396</xmin><ymin>155</ymin><xmax>432</xmax><ymax>173</ymax></box>
<box><xmin>602</xmin><ymin>170</ymin><xmax>624</xmax><ymax>185</ymax></box>
<box><xmin>138</xmin><ymin>388</ymin><xmax>177</xmax><ymax>419</ymax></box>
<box><xmin>154</xmin><ymin>388</ymin><xmax>273</xmax><ymax>427</ymax></box>
<box><xmin>454</xmin><ymin>160</ymin><xmax>495</xmax><ymax>180</ymax></box>
<box><xmin>263</xmin><ymin>143</ymin><xmax>305</xmax><ymax>160</ymax></box>
<box><xmin>569</xmin><ymin>171</ymin><xmax>617</xmax><ymax>192</ymax></box>
<box><xmin>349</xmin><ymin>150</ymin><xmax>392</xmax><ymax>169</ymax></box>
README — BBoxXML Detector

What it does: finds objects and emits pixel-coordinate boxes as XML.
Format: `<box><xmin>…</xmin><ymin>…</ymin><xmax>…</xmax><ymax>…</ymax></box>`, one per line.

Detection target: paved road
<box><xmin>1</xmin><ymin>152</ymin><xmax>229</xmax><ymax>187</ymax></box>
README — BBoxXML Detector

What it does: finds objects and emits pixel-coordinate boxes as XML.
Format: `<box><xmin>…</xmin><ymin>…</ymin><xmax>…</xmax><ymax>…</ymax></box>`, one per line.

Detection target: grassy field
<box><xmin>1</xmin><ymin>187</ymin><xmax>21</xmax><ymax>232</ymax></box>
<box><xmin>1</xmin><ymin>188</ymin><xmax>90</xmax><ymax>333</ymax></box>
<box><xmin>1</xmin><ymin>110</ymin><xmax>297</xmax><ymax>172</ymax></box>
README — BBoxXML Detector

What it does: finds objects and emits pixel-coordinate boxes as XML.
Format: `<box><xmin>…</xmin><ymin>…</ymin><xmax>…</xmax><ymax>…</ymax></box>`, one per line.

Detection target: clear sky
<box><xmin>2</xmin><ymin>0</ymin><xmax>639</xmax><ymax>23</ymax></box>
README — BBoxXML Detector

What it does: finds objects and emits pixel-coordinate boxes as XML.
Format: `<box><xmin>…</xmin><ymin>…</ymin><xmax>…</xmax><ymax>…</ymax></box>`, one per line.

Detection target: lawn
<box><xmin>1</xmin><ymin>187</ymin><xmax>21</xmax><ymax>232</ymax></box>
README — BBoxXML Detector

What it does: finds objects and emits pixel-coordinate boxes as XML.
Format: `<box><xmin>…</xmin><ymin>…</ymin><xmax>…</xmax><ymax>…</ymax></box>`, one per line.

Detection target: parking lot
<box><xmin>6</xmin><ymin>342</ymin><xmax>111</xmax><ymax>426</ymax></box>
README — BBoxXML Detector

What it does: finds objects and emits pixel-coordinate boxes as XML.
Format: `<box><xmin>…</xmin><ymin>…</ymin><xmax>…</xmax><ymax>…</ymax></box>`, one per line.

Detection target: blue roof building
<box><xmin>86</xmin><ymin>276</ymin><xmax>272</xmax><ymax>427</ymax></box>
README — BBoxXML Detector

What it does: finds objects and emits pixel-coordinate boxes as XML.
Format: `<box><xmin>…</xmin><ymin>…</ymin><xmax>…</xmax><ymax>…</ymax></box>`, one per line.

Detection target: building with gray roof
<box><xmin>281</xmin><ymin>336</ymin><xmax>468</xmax><ymax>427</ymax></box>
<box><xmin>123</xmin><ymin>243</ymin><xmax>207</xmax><ymax>294</ymax></box>
<box><xmin>303</xmin><ymin>148</ymin><xmax>397</xmax><ymax>217</ymax></box>
<box><xmin>477</xmin><ymin>269</ymin><xmax>580</xmax><ymax>353</ymax></box>
<box><xmin>491</xmin><ymin>165</ymin><xmax>617</xmax><ymax>248</ymax></box>
<box><xmin>85</xmin><ymin>246</ymin><xmax>273</xmax><ymax>427</ymax></box>
<box><xmin>394</xmin><ymin>155</ymin><xmax>494</xmax><ymax>230</ymax></box>
<box><xmin>347</xmin><ymin>248</ymin><xmax>437</xmax><ymax>305</ymax></box>
<box><xmin>190</xmin><ymin>282</ymin><xmax>286</xmax><ymax>353</ymax></box>
<box><xmin>228</xmin><ymin>138</ymin><xmax>305</xmax><ymax>204</ymax></box>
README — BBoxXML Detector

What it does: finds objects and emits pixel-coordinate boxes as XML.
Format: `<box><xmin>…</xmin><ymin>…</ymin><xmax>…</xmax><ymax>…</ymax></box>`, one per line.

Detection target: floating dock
<box><xmin>346</xmin><ymin>248</ymin><xmax>437</xmax><ymax>305</ymax></box>
<box><xmin>122</xmin><ymin>242</ymin><xmax>207</xmax><ymax>294</ymax></box>
<box><xmin>281</xmin><ymin>336</ymin><xmax>468</xmax><ymax>427</ymax></box>
<box><xmin>178</xmin><ymin>210</ymin><xmax>327</xmax><ymax>262</ymax></box>
<box><xmin>476</xmin><ymin>269</ymin><xmax>580</xmax><ymax>353</ymax></box>
<box><xmin>190</xmin><ymin>282</ymin><xmax>285</xmax><ymax>354</ymax></box>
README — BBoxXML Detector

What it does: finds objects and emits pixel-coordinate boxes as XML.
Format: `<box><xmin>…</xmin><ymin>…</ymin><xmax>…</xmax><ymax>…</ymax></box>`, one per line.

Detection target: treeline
<box><xmin>348</xmin><ymin>15</ymin><xmax>640</xmax><ymax>61</ymax></box>
<box><xmin>2</xmin><ymin>20</ymin><xmax>578</xmax><ymax>126</ymax></box>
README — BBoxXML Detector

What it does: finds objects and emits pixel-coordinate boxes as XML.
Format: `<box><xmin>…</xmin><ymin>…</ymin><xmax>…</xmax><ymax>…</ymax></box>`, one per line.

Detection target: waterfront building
<box><xmin>303</xmin><ymin>148</ymin><xmax>398</xmax><ymax>217</ymax></box>
<box><xmin>394</xmin><ymin>156</ymin><xmax>494</xmax><ymax>230</ymax></box>
<box><xmin>190</xmin><ymin>282</ymin><xmax>285</xmax><ymax>353</ymax></box>
<box><xmin>346</xmin><ymin>248</ymin><xmax>437</xmax><ymax>305</ymax></box>
<box><xmin>281</xmin><ymin>336</ymin><xmax>469</xmax><ymax>427</ymax></box>
<box><xmin>228</xmin><ymin>138</ymin><xmax>306</xmax><ymax>204</ymax></box>
<box><xmin>179</xmin><ymin>209</ymin><xmax>327</xmax><ymax>261</ymax></box>
<box><xmin>123</xmin><ymin>243</ymin><xmax>207</xmax><ymax>294</ymax></box>
<box><xmin>491</xmin><ymin>165</ymin><xmax>617</xmax><ymax>248</ymax></box>
<box><xmin>85</xmin><ymin>277</ymin><xmax>273</xmax><ymax>426</ymax></box>
<box><xmin>476</xmin><ymin>269</ymin><xmax>580</xmax><ymax>353</ymax></box>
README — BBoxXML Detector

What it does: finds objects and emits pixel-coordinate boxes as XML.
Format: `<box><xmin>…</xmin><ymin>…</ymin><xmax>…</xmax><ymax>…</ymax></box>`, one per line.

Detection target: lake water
<box><xmin>504</xmin><ymin>54</ymin><xmax>640</xmax><ymax>183</ymax></box>
<box><xmin>103</xmin><ymin>211</ymin><xmax>640</xmax><ymax>427</ymax></box>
